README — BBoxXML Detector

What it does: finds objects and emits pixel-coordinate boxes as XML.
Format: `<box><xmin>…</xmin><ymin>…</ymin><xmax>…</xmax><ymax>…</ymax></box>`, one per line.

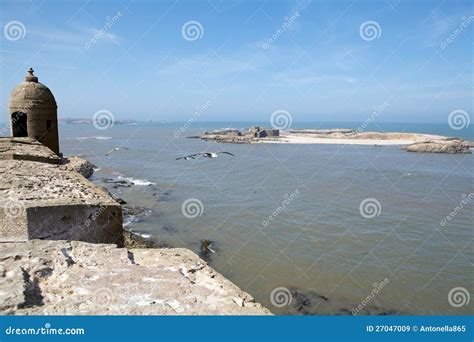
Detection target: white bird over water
<box><xmin>105</xmin><ymin>147</ymin><xmax>130</xmax><ymax>156</ymax></box>
<box><xmin>176</xmin><ymin>151</ymin><xmax>235</xmax><ymax>160</ymax></box>
<box><xmin>176</xmin><ymin>155</ymin><xmax>196</xmax><ymax>161</ymax></box>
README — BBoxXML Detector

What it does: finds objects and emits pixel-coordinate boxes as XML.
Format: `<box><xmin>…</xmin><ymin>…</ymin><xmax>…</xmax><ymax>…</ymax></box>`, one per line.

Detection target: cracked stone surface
<box><xmin>0</xmin><ymin>160</ymin><xmax>114</xmax><ymax>205</ymax></box>
<box><xmin>0</xmin><ymin>137</ymin><xmax>61</xmax><ymax>164</ymax></box>
<box><xmin>0</xmin><ymin>240</ymin><xmax>271</xmax><ymax>315</ymax></box>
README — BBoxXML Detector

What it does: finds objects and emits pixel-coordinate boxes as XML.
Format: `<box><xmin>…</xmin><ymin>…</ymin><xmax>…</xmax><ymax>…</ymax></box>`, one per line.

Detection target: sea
<box><xmin>3</xmin><ymin>121</ymin><xmax>472</xmax><ymax>315</ymax></box>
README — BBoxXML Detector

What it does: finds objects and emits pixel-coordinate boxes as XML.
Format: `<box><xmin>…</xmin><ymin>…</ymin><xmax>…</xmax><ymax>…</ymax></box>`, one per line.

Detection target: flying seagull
<box><xmin>176</xmin><ymin>155</ymin><xmax>196</xmax><ymax>161</ymax></box>
<box><xmin>176</xmin><ymin>151</ymin><xmax>235</xmax><ymax>160</ymax></box>
<box><xmin>200</xmin><ymin>151</ymin><xmax>235</xmax><ymax>158</ymax></box>
<box><xmin>105</xmin><ymin>147</ymin><xmax>130</xmax><ymax>156</ymax></box>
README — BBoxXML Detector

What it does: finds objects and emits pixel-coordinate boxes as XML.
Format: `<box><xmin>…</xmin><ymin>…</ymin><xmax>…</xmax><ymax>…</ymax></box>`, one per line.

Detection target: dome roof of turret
<box><xmin>9</xmin><ymin>68</ymin><xmax>57</xmax><ymax>109</ymax></box>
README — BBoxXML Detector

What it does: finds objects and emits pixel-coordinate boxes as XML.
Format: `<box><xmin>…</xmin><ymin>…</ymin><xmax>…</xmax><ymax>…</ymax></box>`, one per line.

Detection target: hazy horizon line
<box><xmin>0</xmin><ymin>119</ymin><xmax>458</xmax><ymax>125</ymax></box>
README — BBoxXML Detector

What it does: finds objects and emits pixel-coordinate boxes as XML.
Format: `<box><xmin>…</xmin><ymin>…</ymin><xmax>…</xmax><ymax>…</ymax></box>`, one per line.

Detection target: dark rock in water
<box><xmin>115</xmin><ymin>198</ymin><xmax>127</xmax><ymax>205</ymax></box>
<box><xmin>338</xmin><ymin>308</ymin><xmax>352</xmax><ymax>315</ymax></box>
<box><xmin>379</xmin><ymin>309</ymin><xmax>399</xmax><ymax>315</ymax></box>
<box><xmin>122</xmin><ymin>206</ymin><xmax>152</xmax><ymax>228</ymax></box>
<box><xmin>152</xmin><ymin>189</ymin><xmax>173</xmax><ymax>202</ymax></box>
<box><xmin>402</xmin><ymin>140</ymin><xmax>472</xmax><ymax>154</ymax></box>
<box><xmin>352</xmin><ymin>307</ymin><xmax>399</xmax><ymax>316</ymax></box>
<box><xmin>290</xmin><ymin>289</ymin><xmax>312</xmax><ymax>315</ymax></box>
<box><xmin>113</xmin><ymin>182</ymin><xmax>132</xmax><ymax>188</ymax></box>
<box><xmin>284</xmin><ymin>288</ymin><xmax>400</xmax><ymax>316</ymax></box>
<box><xmin>103</xmin><ymin>189</ymin><xmax>127</xmax><ymax>205</ymax></box>
<box><xmin>123</xmin><ymin>206</ymin><xmax>152</xmax><ymax>217</ymax></box>
<box><xmin>200</xmin><ymin>239</ymin><xmax>216</xmax><ymax>261</ymax></box>
<box><xmin>123</xmin><ymin>230</ymin><xmax>172</xmax><ymax>250</ymax></box>
<box><xmin>123</xmin><ymin>231</ymin><xmax>157</xmax><ymax>249</ymax></box>
<box><xmin>101</xmin><ymin>178</ymin><xmax>133</xmax><ymax>188</ymax></box>
<box><xmin>318</xmin><ymin>294</ymin><xmax>329</xmax><ymax>301</ymax></box>
<box><xmin>289</xmin><ymin>288</ymin><xmax>329</xmax><ymax>315</ymax></box>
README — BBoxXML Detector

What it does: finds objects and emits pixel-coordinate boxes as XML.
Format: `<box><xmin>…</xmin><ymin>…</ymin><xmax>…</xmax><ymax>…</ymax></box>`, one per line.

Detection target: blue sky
<box><xmin>0</xmin><ymin>0</ymin><xmax>472</xmax><ymax>123</ymax></box>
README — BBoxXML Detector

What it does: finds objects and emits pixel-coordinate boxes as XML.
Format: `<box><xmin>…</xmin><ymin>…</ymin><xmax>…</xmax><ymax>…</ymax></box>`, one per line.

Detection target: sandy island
<box><xmin>260</xmin><ymin>129</ymin><xmax>456</xmax><ymax>145</ymax></box>
<box><xmin>192</xmin><ymin>128</ymin><xmax>473</xmax><ymax>153</ymax></box>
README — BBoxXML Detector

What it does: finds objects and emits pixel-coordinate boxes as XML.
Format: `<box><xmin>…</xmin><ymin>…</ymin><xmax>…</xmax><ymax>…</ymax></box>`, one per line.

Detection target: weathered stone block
<box><xmin>26</xmin><ymin>204</ymin><xmax>123</xmax><ymax>245</ymax></box>
<box><xmin>0</xmin><ymin>160</ymin><xmax>124</xmax><ymax>246</ymax></box>
<box><xmin>0</xmin><ymin>240</ymin><xmax>271</xmax><ymax>315</ymax></box>
<box><xmin>0</xmin><ymin>137</ymin><xmax>61</xmax><ymax>164</ymax></box>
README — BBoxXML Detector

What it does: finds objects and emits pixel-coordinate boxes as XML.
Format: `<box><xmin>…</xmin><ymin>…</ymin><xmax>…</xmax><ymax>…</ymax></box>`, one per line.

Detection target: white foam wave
<box><xmin>136</xmin><ymin>233</ymin><xmax>151</xmax><ymax>238</ymax></box>
<box><xmin>123</xmin><ymin>227</ymin><xmax>151</xmax><ymax>239</ymax></box>
<box><xmin>67</xmin><ymin>136</ymin><xmax>112</xmax><ymax>140</ymax></box>
<box><xmin>123</xmin><ymin>216</ymin><xmax>138</xmax><ymax>228</ymax></box>
<box><xmin>117</xmin><ymin>175</ymin><xmax>156</xmax><ymax>186</ymax></box>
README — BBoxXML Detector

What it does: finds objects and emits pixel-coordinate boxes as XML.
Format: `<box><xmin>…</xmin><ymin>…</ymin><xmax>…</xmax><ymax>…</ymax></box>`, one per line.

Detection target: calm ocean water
<box><xmin>7</xmin><ymin>121</ymin><xmax>473</xmax><ymax>315</ymax></box>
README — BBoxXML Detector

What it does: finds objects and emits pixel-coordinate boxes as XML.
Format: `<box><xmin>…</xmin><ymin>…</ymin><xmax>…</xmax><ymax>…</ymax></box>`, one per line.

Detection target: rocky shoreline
<box><xmin>0</xmin><ymin>239</ymin><xmax>270</xmax><ymax>315</ymax></box>
<box><xmin>60</xmin><ymin>156</ymin><xmax>96</xmax><ymax>179</ymax></box>
<box><xmin>0</xmin><ymin>137</ymin><xmax>270</xmax><ymax>315</ymax></box>
<box><xmin>401</xmin><ymin>139</ymin><xmax>472</xmax><ymax>154</ymax></box>
<box><xmin>192</xmin><ymin>127</ymin><xmax>473</xmax><ymax>154</ymax></box>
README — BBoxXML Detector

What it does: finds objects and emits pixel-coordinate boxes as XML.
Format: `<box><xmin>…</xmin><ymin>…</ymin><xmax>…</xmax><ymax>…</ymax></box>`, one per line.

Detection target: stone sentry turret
<box><xmin>1</xmin><ymin>69</ymin><xmax>123</xmax><ymax>246</ymax></box>
<box><xmin>8</xmin><ymin>68</ymin><xmax>60</xmax><ymax>155</ymax></box>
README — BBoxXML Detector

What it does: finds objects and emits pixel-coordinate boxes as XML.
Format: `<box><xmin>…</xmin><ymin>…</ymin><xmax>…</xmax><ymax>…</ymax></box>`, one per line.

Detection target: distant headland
<box><xmin>59</xmin><ymin>117</ymin><xmax>141</xmax><ymax>125</ymax></box>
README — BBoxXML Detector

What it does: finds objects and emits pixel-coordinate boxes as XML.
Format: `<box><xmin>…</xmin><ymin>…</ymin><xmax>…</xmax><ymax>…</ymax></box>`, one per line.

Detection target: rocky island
<box><xmin>192</xmin><ymin>127</ymin><xmax>472</xmax><ymax>154</ymax></box>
